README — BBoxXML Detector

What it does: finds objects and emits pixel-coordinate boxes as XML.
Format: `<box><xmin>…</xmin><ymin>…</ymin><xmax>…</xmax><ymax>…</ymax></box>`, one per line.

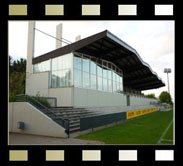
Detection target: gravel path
<box><xmin>9</xmin><ymin>133</ymin><xmax>104</xmax><ymax>145</ymax></box>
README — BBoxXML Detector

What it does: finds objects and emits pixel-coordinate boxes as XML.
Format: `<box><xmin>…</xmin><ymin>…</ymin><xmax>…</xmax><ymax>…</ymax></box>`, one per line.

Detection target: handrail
<box><xmin>15</xmin><ymin>94</ymin><xmax>70</xmax><ymax>137</ymax></box>
<box><xmin>15</xmin><ymin>94</ymin><xmax>48</xmax><ymax>109</ymax></box>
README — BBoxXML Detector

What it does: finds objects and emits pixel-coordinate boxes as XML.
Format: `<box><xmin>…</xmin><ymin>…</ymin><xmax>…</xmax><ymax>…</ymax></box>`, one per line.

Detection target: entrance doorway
<box><xmin>127</xmin><ymin>95</ymin><xmax>130</xmax><ymax>106</ymax></box>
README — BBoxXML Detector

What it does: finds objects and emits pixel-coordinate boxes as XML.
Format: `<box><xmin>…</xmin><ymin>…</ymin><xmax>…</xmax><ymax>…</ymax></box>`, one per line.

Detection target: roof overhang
<box><xmin>33</xmin><ymin>30</ymin><xmax>165</xmax><ymax>91</ymax></box>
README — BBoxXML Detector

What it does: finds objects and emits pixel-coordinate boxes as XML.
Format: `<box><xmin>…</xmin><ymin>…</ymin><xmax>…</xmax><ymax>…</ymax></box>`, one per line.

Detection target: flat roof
<box><xmin>33</xmin><ymin>30</ymin><xmax>165</xmax><ymax>91</ymax></box>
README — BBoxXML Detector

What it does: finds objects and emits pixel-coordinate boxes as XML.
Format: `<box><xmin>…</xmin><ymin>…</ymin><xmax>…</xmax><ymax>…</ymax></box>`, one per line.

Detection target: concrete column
<box><xmin>56</xmin><ymin>23</ymin><xmax>62</xmax><ymax>49</ymax></box>
<box><xmin>26</xmin><ymin>21</ymin><xmax>35</xmax><ymax>74</ymax></box>
<box><xmin>75</xmin><ymin>35</ymin><xmax>81</xmax><ymax>41</ymax></box>
<box><xmin>26</xmin><ymin>21</ymin><xmax>35</xmax><ymax>94</ymax></box>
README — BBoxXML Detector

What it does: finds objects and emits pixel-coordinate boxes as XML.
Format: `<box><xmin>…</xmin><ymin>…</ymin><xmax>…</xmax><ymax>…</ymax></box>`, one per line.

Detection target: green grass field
<box><xmin>77</xmin><ymin>110</ymin><xmax>173</xmax><ymax>145</ymax></box>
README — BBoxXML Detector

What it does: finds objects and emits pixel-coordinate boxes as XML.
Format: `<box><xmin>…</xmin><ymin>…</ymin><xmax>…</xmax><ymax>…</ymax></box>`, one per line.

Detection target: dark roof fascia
<box><xmin>106</xmin><ymin>31</ymin><xmax>165</xmax><ymax>85</ymax></box>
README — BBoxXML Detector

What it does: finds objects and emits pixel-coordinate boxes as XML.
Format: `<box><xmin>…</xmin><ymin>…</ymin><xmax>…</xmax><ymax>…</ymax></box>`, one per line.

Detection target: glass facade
<box><xmin>33</xmin><ymin>60</ymin><xmax>50</xmax><ymax>73</ymax></box>
<box><xmin>33</xmin><ymin>53</ymin><xmax>72</xmax><ymax>88</ymax></box>
<box><xmin>73</xmin><ymin>52</ymin><xmax>123</xmax><ymax>94</ymax></box>
<box><xmin>33</xmin><ymin>52</ymin><xmax>123</xmax><ymax>93</ymax></box>
<box><xmin>51</xmin><ymin>53</ymin><xmax>72</xmax><ymax>88</ymax></box>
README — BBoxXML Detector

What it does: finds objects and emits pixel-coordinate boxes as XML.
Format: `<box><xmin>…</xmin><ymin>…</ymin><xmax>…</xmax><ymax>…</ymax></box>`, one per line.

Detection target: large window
<box><xmin>91</xmin><ymin>74</ymin><xmax>97</xmax><ymax>89</ymax></box>
<box><xmin>83</xmin><ymin>72</ymin><xmax>90</xmax><ymax>88</ymax></box>
<box><xmin>97</xmin><ymin>77</ymin><xmax>103</xmax><ymax>91</ymax></box>
<box><xmin>83</xmin><ymin>58</ymin><xmax>89</xmax><ymax>72</ymax></box>
<box><xmin>74</xmin><ymin>55</ymin><xmax>82</xmax><ymax>88</ymax></box>
<box><xmin>90</xmin><ymin>60</ymin><xmax>97</xmax><ymax>90</ymax></box>
<box><xmin>33</xmin><ymin>53</ymin><xmax>73</xmax><ymax>88</ymax></box>
<box><xmin>33</xmin><ymin>60</ymin><xmax>50</xmax><ymax>73</ymax></box>
<box><xmin>90</xmin><ymin>61</ymin><xmax>96</xmax><ymax>75</ymax></box>
<box><xmin>74</xmin><ymin>69</ymin><xmax>82</xmax><ymax>87</ymax></box>
<box><xmin>33</xmin><ymin>52</ymin><xmax>123</xmax><ymax>92</ymax></box>
<box><xmin>74</xmin><ymin>56</ymin><xmax>82</xmax><ymax>70</ymax></box>
<box><xmin>51</xmin><ymin>53</ymin><xmax>72</xmax><ymax>88</ymax></box>
<box><xmin>73</xmin><ymin>52</ymin><xmax>123</xmax><ymax>94</ymax></box>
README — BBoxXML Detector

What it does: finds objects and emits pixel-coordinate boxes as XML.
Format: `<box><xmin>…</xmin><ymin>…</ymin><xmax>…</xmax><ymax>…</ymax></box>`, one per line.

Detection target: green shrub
<box><xmin>33</xmin><ymin>96</ymin><xmax>51</xmax><ymax>108</ymax></box>
<box><xmin>9</xmin><ymin>92</ymin><xmax>16</xmax><ymax>102</ymax></box>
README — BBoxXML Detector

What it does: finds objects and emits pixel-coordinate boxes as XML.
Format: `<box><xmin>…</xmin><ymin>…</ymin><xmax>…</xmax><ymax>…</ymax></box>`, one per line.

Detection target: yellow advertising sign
<box><xmin>126</xmin><ymin>107</ymin><xmax>158</xmax><ymax>120</ymax></box>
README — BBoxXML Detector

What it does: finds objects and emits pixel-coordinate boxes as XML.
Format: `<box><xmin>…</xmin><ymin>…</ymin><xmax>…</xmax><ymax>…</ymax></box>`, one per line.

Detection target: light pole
<box><xmin>164</xmin><ymin>68</ymin><xmax>171</xmax><ymax>93</ymax></box>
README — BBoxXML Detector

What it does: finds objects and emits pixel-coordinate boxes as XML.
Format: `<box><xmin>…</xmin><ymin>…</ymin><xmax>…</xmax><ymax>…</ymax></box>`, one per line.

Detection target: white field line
<box><xmin>161</xmin><ymin>139</ymin><xmax>173</xmax><ymax>142</ymax></box>
<box><xmin>157</xmin><ymin>119</ymin><xmax>173</xmax><ymax>144</ymax></box>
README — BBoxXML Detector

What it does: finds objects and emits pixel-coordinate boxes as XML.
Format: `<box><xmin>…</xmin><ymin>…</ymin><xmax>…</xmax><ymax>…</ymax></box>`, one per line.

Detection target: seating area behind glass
<box><xmin>73</xmin><ymin>52</ymin><xmax>123</xmax><ymax>93</ymax></box>
<box><xmin>33</xmin><ymin>52</ymin><xmax>123</xmax><ymax>94</ymax></box>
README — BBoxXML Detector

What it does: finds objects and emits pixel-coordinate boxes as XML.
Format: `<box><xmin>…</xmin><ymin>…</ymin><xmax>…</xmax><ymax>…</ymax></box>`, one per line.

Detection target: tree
<box><xmin>159</xmin><ymin>91</ymin><xmax>172</xmax><ymax>104</ymax></box>
<box><xmin>145</xmin><ymin>93</ymin><xmax>156</xmax><ymax>99</ymax></box>
<box><xmin>9</xmin><ymin>55</ymin><xmax>26</xmax><ymax>101</ymax></box>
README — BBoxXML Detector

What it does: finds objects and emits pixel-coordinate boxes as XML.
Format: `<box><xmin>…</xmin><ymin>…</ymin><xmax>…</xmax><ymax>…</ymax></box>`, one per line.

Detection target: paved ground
<box><xmin>9</xmin><ymin>133</ymin><xmax>104</xmax><ymax>145</ymax></box>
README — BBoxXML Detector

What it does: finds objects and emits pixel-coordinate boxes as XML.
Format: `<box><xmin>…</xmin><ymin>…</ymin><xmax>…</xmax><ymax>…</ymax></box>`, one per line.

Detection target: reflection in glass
<box><xmin>83</xmin><ymin>58</ymin><xmax>89</xmax><ymax>72</ymax></box>
<box><xmin>97</xmin><ymin>66</ymin><xmax>102</xmax><ymax>77</ymax></box>
<box><xmin>113</xmin><ymin>80</ymin><xmax>116</xmax><ymax>92</ymax></box>
<box><xmin>57</xmin><ymin>56</ymin><xmax>63</xmax><ymax>70</ymax></box>
<box><xmin>73</xmin><ymin>54</ymin><xmax>123</xmax><ymax>93</ymax></box>
<box><xmin>51</xmin><ymin>53</ymin><xmax>72</xmax><ymax>88</ymax></box>
<box><xmin>74</xmin><ymin>69</ymin><xmax>82</xmax><ymax>87</ymax></box>
<box><xmin>64</xmin><ymin>69</ymin><xmax>71</xmax><ymax>86</ymax></box>
<box><xmin>103</xmin><ymin>78</ymin><xmax>108</xmax><ymax>91</ymax></box>
<box><xmin>121</xmin><ymin>77</ymin><xmax>123</xmax><ymax>91</ymax></box>
<box><xmin>90</xmin><ymin>61</ymin><xmax>96</xmax><ymax>75</ymax></box>
<box><xmin>117</xmin><ymin>82</ymin><xmax>120</xmax><ymax>92</ymax></box>
<box><xmin>108</xmin><ymin>79</ymin><xmax>112</xmax><ymax>92</ymax></box>
<box><xmin>91</xmin><ymin>74</ymin><xmax>97</xmax><ymax>89</ymax></box>
<box><xmin>33</xmin><ymin>64</ymin><xmax>39</xmax><ymax>72</ymax></box>
<box><xmin>98</xmin><ymin>77</ymin><xmax>102</xmax><ymax>91</ymax></box>
<box><xmin>51</xmin><ymin>71</ymin><xmax>57</xmax><ymax>88</ymax></box>
<box><xmin>120</xmin><ymin>82</ymin><xmax>122</xmax><ymax>91</ymax></box>
<box><xmin>34</xmin><ymin>60</ymin><xmax>50</xmax><ymax>73</ymax></box>
<box><xmin>74</xmin><ymin>56</ymin><xmax>82</xmax><ymax>70</ymax></box>
<box><xmin>52</xmin><ymin>58</ymin><xmax>58</xmax><ymax>71</ymax></box>
<box><xmin>112</xmin><ymin>71</ymin><xmax>115</xmax><ymax>81</ymax></box>
<box><xmin>57</xmin><ymin>70</ymin><xmax>63</xmax><ymax>87</ymax></box>
<box><xmin>120</xmin><ymin>76</ymin><xmax>122</xmax><ymax>83</ymax></box>
<box><xmin>83</xmin><ymin>72</ymin><xmax>89</xmax><ymax>88</ymax></box>
<box><xmin>108</xmin><ymin>70</ymin><xmax>112</xmax><ymax>80</ymax></box>
<box><xmin>97</xmin><ymin>77</ymin><xmax>102</xmax><ymax>90</ymax></box>
<box><xmin>52</xmin><ymin>53</ymin><xmax>72</xmax><ymax>71</ymax></box>
<box><xmin>103</xmin><ymin>68</ymin><xmax>108</xmax><ymax>78</ymax></box>
<box><xmin>114</xmin><ymin>72</ymin><xmax>117</xmax><ymax>81</ymax></box>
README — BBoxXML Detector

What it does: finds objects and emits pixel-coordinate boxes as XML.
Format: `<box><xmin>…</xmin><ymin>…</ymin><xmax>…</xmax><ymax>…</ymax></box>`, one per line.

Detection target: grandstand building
<box><xmin>26</xmin><ymin>22</ymin><xmax>165</xmax><ymax>107</ymax></box>
<box><xmin>9</xmin><ymin>22</ymin><xmax>165</xmax><ymax>138</ymax></box>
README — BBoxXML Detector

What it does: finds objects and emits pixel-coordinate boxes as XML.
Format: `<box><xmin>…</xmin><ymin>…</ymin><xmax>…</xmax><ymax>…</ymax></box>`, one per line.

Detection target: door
<box><xmin>127</xmin><ymin>95</ymin><xmax>130</xmax><ymax>106</ymax></box>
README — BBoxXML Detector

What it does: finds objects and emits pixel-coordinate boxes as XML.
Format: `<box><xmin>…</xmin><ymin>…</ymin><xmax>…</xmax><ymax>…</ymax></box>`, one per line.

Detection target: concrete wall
<box><xmin>73</xmin><ymin>87</ymin><xmax>127</xmax><ymax>107</ymax></box>
<box><xmin>48</xmin><ymin>87</ymin><xmax>73</xmax><ymax>107</ymax></box>
<box><xmin>26</xmin><ymin>72</ymin><xmax>49</xmax><ymax>96</ymax></box>
<box><xmin>9</xmin><ymin>103</ymin><xmax>13</xmax><ymax>132</ymax></box>
<box><xmin>130</xmin><ymin>95</ymin><xmax>157</xmax><ymax>105</ymax></box>
<box><xmin>9</xmin><ymin>102</ymin><xmax>67</xmax><ymax>138</ymax></box>
<box><xmin>25</xmin><ymin>71</ymin><xmax>73</xmax><ymax>107</ymax></box>
<box><xmin>73</xmin><ymin>87</ymin><xmax>157</xmax><ymax>107</ymax></box>
<box><xmin>25</xmin><ymin>72</ymin><xmax>157</xmax><ymax>107</ymax></box>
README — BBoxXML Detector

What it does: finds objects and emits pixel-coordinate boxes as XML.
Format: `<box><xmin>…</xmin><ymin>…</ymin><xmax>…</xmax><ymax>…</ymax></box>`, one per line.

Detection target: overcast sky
<box><xmin>8</xmin><ymin>21</ymin><xmax>175</xmax><ymax>101</ymax></box>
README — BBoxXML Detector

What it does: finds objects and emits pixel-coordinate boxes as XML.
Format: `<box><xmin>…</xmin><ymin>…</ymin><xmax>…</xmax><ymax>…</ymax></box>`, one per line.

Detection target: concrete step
<box><xmin>69</xmin><ymin>122</ymin><xmax>80</xmax><ymax>128</ymax></box>
<box><xmin>40</xmin><ymin>105</ymin><xmax>158</xmax><ymax>135</ymax></box>
<box><xmin>50</xmin><ymin>108</ymin><xmax>87</xmax><ymax>112</ymax></box>
<box><xmin>60</xmin><ymin>113</ymin><xmax>95</xmax><ymax>118</ymax></box>
<box><xmin>69</xmin><ymin>126</ymin><xmax>80</xmax><ymax>133</ymax></box>
<box><xmin>69</xmin><ymin>119</ymin><xmax>80</xmax><ymax>124</ymax></box>
<box><xmin>54</xmin><ymin>111</ymin><xmax>94</xmax><ymax>116</ymax></box>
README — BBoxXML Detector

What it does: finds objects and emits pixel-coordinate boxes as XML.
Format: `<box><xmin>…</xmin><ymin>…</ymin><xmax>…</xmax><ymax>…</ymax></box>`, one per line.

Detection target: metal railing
<box><xmin>15</xmin><ymin>94</ymin><xmax>57</xmax><ymax>108</ymax></box>
<box><xmin>15</xmin><ymin>94</ymin><xmax>70</xmax><ymax>137</ymax></box>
